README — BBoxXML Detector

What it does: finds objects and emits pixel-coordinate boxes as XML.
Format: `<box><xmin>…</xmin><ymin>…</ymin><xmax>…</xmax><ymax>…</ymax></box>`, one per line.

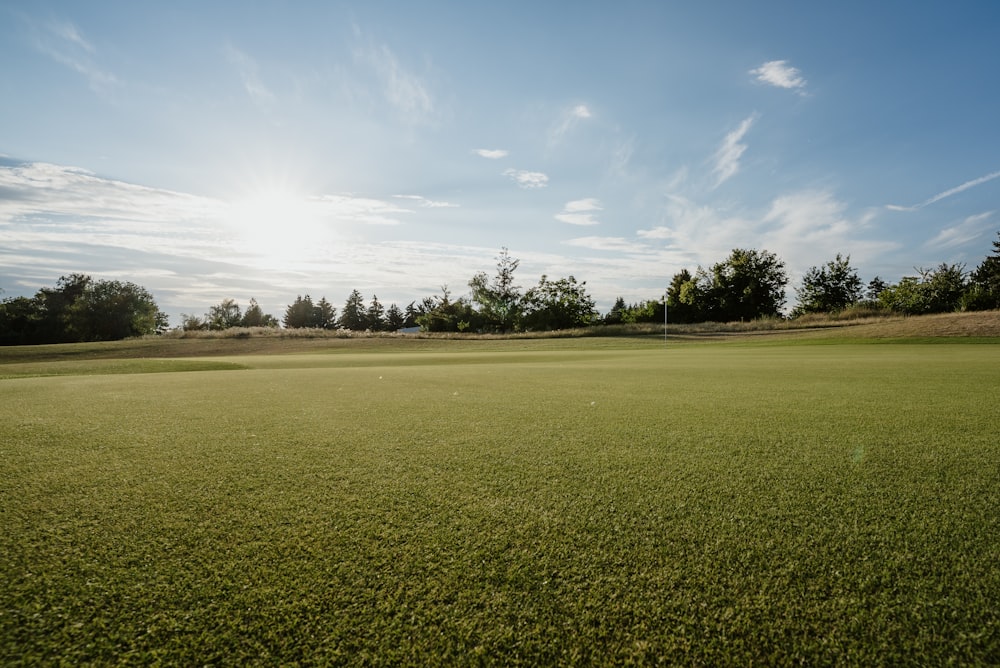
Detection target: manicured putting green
<box><xmin>2</xmin><ymin>342</ymin><xmax>998</xmax><ymax>664</ymax></box>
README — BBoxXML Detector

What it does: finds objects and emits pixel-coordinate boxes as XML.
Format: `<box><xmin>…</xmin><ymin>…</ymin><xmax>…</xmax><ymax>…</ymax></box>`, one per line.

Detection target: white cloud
<box><xmin>563</xmin><ymin>198</ymin><xmax>602</xmax><ymax>213</ymax></box>
<box><xmin>712</xmin><ymin>115</ymin><xmax>756</xmax><ymax>188</ymax></box>
<box><xmin>555</xmin><ymin>199</ymin><xmax>602</xmax><ymax>226</ymax></box>
<box><xmin>759</xmin><ymin>190</ymin><xmax>897</xmax><ymax>279</ymax></box>
<box><xmin>571</xmin><ymin>105</ymin><xmax>592</xmax><ymax>119</ymax></box>
<box><xmin>474</xmin><ymin>149</ymin><xmax>508</xmax><ymax>159</ymax></box>
<box><xmin>223</xmin><ymin>44</ymin><xmax>275</xmax><ymax>109</ymax></box>
<box><xmin>636</xmin><ymin>190</ymin><xmax>897</xmax><ymax>288</ymax></box>
<box><xmin>750</xmin><ymin>60</ymin><xmax>807</xmax><ymax>92</ymax></box>
<box><xmin>308</xmin><ymin>194</ymin><xmax>412</xmax><ymax>225</ymax></box>
<box><xmin>393</xmin><ymin>194</ymin><xmax>459</xmax><ymax>208</ymax></box>
<box><xmin>564</xmin><ymin>236</ymin><xmax>647</xmax><ymax>252</ymax></box>
<box><xmin>0</xmin><ymin>162</ymin><xmax>223</xmax><ymax>226</ymax></box>
<box><xmin>503</xmin><ymin>169</ymin><xmax>549</xmax><ymax>189</ymax></box>
<box><xmin>887</xmin><ymin>170</ymin><xmax>1000</xmax><ymax>211</ymax></box>
<box><xmin>925</xmin><ymin>211</ymin><xmax>995</xmax><ymax>249</ymax></box>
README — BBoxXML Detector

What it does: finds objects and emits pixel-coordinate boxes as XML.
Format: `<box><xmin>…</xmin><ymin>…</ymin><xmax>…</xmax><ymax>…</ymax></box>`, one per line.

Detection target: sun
<box><xmin>225</xmin><ymin>186</ymin><xmax>327</xmax><ymax>268</ymax></box>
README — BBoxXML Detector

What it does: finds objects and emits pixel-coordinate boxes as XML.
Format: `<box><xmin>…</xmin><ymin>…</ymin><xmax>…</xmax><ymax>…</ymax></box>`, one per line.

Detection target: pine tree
<box><xmin>340</xmin><ymin>290</ymin><xmax>367</xmax><ymax>330</ymax></box>
<box><xmin>367</xmin><ymin>295</ymin><xmax>385</xmax><ymax>331</ymax></box>
<box><xmin>314</xmin><ymin>297</ymin><xmax>337</xmax><ymax>329</ymax></box>
<box><xmin>385</xmin><ymin>303</ymin><xmax>405</xmax><ymax>331</ymax></box>
<box><xmin>284</xmin><ymin>295</ymin><xmax>315</xmax><ymax>328</ymax></box>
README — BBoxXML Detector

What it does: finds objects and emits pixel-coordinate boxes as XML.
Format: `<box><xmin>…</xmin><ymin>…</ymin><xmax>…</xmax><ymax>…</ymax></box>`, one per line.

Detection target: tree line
<box><xmin>180</xmin><ymin>249</ymin><xmax>600</xmax><ymax>334</ymax></box>
<box><xmin>3</xmin><ymin>233</ymin><xmax>999</xmax><ymax>344</ymax></box>
<box><xmin>0</xmin><ymin>274</ymin><xmax>168</xmax><ymax>345</ymax></box>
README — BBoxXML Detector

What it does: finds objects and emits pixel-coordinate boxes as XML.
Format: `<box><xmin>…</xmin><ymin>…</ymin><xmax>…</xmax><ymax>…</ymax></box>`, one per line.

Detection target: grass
<box><xmin>2</xmin><ymin>319</ymin><xmax>999</xmax><ymax>664</ymax></box>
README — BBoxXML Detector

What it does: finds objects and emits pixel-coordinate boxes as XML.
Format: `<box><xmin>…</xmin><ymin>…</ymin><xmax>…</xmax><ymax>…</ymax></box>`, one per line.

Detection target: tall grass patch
<box><xmin>2</xmin><ymin>344</ymin><xmax>999</xmax><ymax>664</ymax></box>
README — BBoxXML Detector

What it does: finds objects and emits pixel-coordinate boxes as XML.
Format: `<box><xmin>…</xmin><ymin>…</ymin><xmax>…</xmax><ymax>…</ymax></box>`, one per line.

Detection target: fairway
<box><xmin>2</xmin><ymin>341</ymin><xmax>999</xmax><ymax>664</ymax></box>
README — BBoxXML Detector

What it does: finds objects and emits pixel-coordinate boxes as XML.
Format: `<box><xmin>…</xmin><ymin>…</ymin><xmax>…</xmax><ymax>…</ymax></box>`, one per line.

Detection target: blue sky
<box><xmin>2</xmin><ymin>1</ymin><xmax>999</xmax><ymax>324</ymax></box>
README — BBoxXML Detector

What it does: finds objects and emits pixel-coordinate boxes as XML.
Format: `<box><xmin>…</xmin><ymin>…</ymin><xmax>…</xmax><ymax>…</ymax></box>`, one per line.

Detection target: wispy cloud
<box><xmin>50</xmin><ymin>20</ymin><xmax>94</xmax><ymax>53</ymax></box>
<box><xmin>750</xmin><ymin>60</ymin><xmax>807</xmax><ymax>92</ymax></box>
<box><xmin>354</xmin><ymin>37</ymin><xmax>433</xmax><ymax>122</ymax></box>
<box><xmin>550</xmin><ymin>104</ymin><xmax>594</xmax><ymax>145</ymax></box>
<box><xmin>30</xmin><ymin>18</ymin><xmax>118</xmax><ymax>93</ymax></box>
<box><xmin>474</xmin><ymin>149</ymin><xmax>508</xmax><ymax>159</ymax></box>
<box><xmin>564</xmin><ymin>236</ymin><xmax>646</xmax><ymax>252</ymax></box>
<box><xmin>925</xmin><ymin>211</ymin><xmax>994</xmax><ymax>249</ymax></box>
<box><xmin>503</xmin><ymin>169</ymin><xmax>549</xmax><ymax>189</ymax></box>
<box><xmin>223</xmin><ymin>44</ymin><xmax>275</xmax><ymax>109</ymax></box>
<box><xmin>712</xmin><ymin>115</ymin><xmax>756</xmax><ymax>188</ymax></box>
<box><xmin>555</xmin><ymin>198</ymin><xmax>602</xmax><ymax>226</ymax></box>
<box><xmin>309</xmin><ymin>194</ymin><xmax>412</xmax><ymax>225</ymax></box>
<box><xmin>887</xmin><ymin>170</ymin><xmax>1000</xmax><ymax>211</ymax></box>
<box><xmin>393</xmin><ymin>194</ymin><xmax>459</xmax><ymax>208</ymax></box>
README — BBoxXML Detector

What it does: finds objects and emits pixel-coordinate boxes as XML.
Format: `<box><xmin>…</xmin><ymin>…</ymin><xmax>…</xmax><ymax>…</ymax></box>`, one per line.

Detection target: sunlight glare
<box><xmin>226</xmin><ymin>187</ymin><xmax>328</xmax><ymax>269</ymax></box>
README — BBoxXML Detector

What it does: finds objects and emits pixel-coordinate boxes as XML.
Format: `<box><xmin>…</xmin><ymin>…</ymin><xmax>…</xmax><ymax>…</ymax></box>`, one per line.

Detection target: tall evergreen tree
<box><xmin>340</xmin><ymin>290</ymin><xmax>367</xmax><ymax>330</ymax></box>
<box><xmin>385</xmin><ymin>303</ymin><xmax>405</xmax><ymax>331</ymax></box>
<box><xmin>604</xmin><ymin>296</ymin><xmax>628</xmax><ymax>325</ymax></box>
<box><xmin>314</xmin><ymin>297</ymin><xmax>337</xmax><ymax>329</ymax></box>
<box><xmin>283</xmin><ymin>295</ymin><xmax>315</xmax><ymax>328</ymax></box>
<box><xmin>366</xmin><ymin>295</ymin><xmax>385</xmax><ymax>331</ymax></box>
<box><xmin>241</xmin><ymin>298</ymin><xmax>278</xmax><ymax>328</ymax></box>
<box><xmin>404</xmin><ymin>301</ymin><xmax>421</xmax><ymax>328</ymax></box>
<box><xmin>469</xmin><ymin>247</ymin><xmax>522</xmax><ymax>332</ymax></box>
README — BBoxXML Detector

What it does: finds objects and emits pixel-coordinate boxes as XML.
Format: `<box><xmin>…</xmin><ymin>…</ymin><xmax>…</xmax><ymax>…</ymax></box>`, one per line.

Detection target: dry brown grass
<box><xmin>2</xmin><ymin>311</ymin><xmax>997</xmax><ymax>365</ymax></box>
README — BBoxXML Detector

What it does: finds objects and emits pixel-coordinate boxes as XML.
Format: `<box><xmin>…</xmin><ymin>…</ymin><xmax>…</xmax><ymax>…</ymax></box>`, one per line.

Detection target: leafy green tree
<box><xmin>622</xmin><ymin>298</ymin><xmax>665</xmax><ymax>324</ymax></box>
<box><xmin>666</xmin><ymin>268</ymin><xmax>702</xmax><ymax>323</ymax></box>
<box><xmin>794</xmin><ymin>254</ymin><xmax>863</xmax><ymax>315</ymax></box>
<box><xmin>1</xmin><ymin>275</ymin><xmax>166</xmax><ymax>343</ymax></box>
<box><xmin>207</xmin><ymin>298</ymin><xmax>242</xmax><ymax>330</ymax></box>
<box><xmin>878</xmin><ymin>264</ymin><xmax>968</xmax><ymax>314</ymax></box>
<box><xmin>0</xmin><ymin>296</ymin><xmax>42</xmax><ymax>345</ymax></box>
<box><xmin>181</xmin><ymin>313</ymin><xmax>207</xmax><ymax>331</ymax></box>
<box><xmin>469</xmin><ymin>247</ymin><xmax>522</xmax><ymax>332</ymax></box>
<box><xmin>967</xmin><ymin>231</ymin><xmax>1000</xmax><ymax>310</ymax></box>
<box><xmin>603</xmin><ymin>296</ymin><xmax>627</xmax><ymax>325</ymax></box>
<box><xmin>340</xmin><ymin>290</ymin><xmax>367</xmax><ymax>330</ymax></box>
<box><xmin>36</xmin><ymin>274</ymin><xmax>92</xmax><ymax>343</ymax></box>
<box><xmin>708</xmin><ymin>248</ymin><xmax>789</xmax><ymax>321</ymax></box>
<box><xmin>66</xmin><ymin>279</ymin><xmax>168</xmax><ymax>341</ymax></box>
<box><xmin>521</xmin><ymin>275</ymin><xmax>598</xmax><ymax>331</ymax></box>
<box><xmin>417</xmin><ymin>286</ymin><xmax>480</xmax><ymax>332</ymax></box>
<box><xmin>866</xmin><ymin>276</ymin><xmax>889</xmax><ymax>303</ymax></box>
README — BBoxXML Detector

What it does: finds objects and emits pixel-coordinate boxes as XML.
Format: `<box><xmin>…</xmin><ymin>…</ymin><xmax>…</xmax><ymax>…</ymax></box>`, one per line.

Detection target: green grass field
<box><xmin>2</xmin><ymin>331</ymin><xmax>999</xmax><ymax>664</ymax></box>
